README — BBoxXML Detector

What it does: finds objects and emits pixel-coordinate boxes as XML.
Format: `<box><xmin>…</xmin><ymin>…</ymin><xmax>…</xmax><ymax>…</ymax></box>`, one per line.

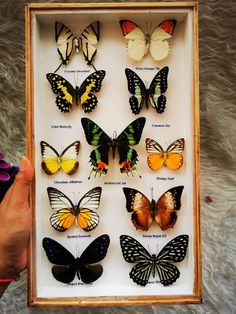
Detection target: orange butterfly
<box><xmin>123</xmin><ymin>186</ymin><xmax>184</xmax><ymax>231</ymax></box>
<box><xmin>146</xmin><ymin>138</ymin><xmax>184</xmax><ymax>171</ymax></box>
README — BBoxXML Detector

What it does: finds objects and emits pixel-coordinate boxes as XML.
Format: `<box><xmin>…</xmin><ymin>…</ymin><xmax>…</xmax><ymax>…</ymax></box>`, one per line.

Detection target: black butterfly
<box><xmin>81</xmin><ymin>117</ymin><xmax>146</xmax><ymax>178</ymax></box>
<box><xmin>42</xmin><ymin>234</ymin><xmax>110</xmax><ymax>284</ymax></box>
<box><xmin>125</xmin><ymin>67</ymin><xmax>168</xmax><ymax>114</ymax></box>
<box><xmin>46</xmin><ymin>70</ymin><xmax>106</xmax><ymax>113</ymax></box>
<box><xmin>120</xmin><ymin>234</ymin><xmax>189</xmax><ymax>286</ymax></box>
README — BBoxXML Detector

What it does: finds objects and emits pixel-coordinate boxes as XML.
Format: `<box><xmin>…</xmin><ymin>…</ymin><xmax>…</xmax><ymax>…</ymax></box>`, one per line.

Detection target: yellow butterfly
<box><xmin>40</xmin><ymin>141</ymin><xmax>80</xmax><ymax>175</ymax></box>
<box><xmin>146</xmin><ymin>138</ymin><xmax>184</xmax><ymax>171</ymax></box>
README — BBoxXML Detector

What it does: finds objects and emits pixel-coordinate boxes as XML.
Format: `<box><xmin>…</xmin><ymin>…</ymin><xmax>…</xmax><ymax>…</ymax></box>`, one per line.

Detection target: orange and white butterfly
<box><xmin>146</xmin><ymin>138</ymin><xmax>184</xmax><ymax>171</ymax></box>
<box><xmin>119</xmin><ymin>19</ymin><xmax>176</xmax><ymax>61</ymax></box>
<box><xmin>40</xmin><ymin>140</ymin><xmax>80</xmax><ymax>175</ymax></box>
<box><xmin>47</xmin><ymin>186</ymin><xmax>102</xmax><ymax>232</ymax></box>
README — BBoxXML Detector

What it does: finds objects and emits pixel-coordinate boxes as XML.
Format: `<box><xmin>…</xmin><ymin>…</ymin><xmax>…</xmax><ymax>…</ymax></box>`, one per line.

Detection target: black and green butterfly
<box><xmin>46</xmin><ymin>70</ymin><xmax>106</xmax><ymax>113</ymax></box>
<box><xmin>81</xmin><ymin>117</ymin><xmax>146</xmax><ymax>178</ymax></box>
<box><xmin>125</xmin><ymin>67</ymin><xmax>169</xmax><ymax>114</ymax></box>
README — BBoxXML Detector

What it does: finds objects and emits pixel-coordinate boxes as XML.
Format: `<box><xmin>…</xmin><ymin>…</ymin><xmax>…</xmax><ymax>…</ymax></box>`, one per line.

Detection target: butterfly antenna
<box><xmin>54</xmin><ymin>62</ymin><xmax>63</xmax><ymax>73</ymax></box>
<box><xmin>76</xmin><ymin>244</ymin><xmax>79</xmax><ymax>258</ymax></box>
<box><xmin>73</xmin><ymin>72</ymin><xmax>77</xmax><ymax>86</ymax></box>
<box><xmin>91</xmin><ymin>63</ymin><xmax>97</xmax><ymax>72</ymax></box>
<box><xmin>150</xmin><ymin>187</ymin><xmax>154</xmax><ymax>199</ymax></box>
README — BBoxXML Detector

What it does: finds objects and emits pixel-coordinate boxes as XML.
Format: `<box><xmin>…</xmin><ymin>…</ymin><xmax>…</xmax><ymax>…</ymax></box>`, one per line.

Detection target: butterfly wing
<box><xmin>119</xmin><ymin>20</ymin><xmax>147</xmax><ymax>61</ymax></box>
<box><xmin>81</xmin><ymin>118</ymin><xmax>110</xmax><ymax>177</ymax></box>
<box><xmin>156</xmin><ymin>234</ymin><xmax>189</xmax><ymax>286</ymax></box>
<box><xmin>117</xmin><ymin>144</ymin><xmax>139</xmax><ymax>176</ymax></box>
<box><xmin>148</xmin><ymin>66</ymin><xmax>169</xmax><ymax>113</ymax></box>
<box><xmin>123</xmin><ymin>187</ymin><xmax>153</xmax><ymax>231</ymax></box>
<box><xmin>46</xmin><ymin>73</ymin><xmax>75</xmax><ymax>113</ymax></box>
<box><xmin>120</xmin><ymin>234</ymin><xmax>153</xmax><ymax>286</ymax></box>
<box><xmin>47</xmin><ymin>187</ymin><xmax>76</xmax><ymax>232</ymax></box>
<box><xmin>78</xmin><ymin>70</ymin><xmax>106</xmax><ymax>113</ymax></box>
<box><xmin>150</xmin><ymin>19</ymin><xmax>177</xmax><ymax>61</ymax></box>
<box><xmin>60</xmin><ymin>140</ymin><xmax>80</xmax><ymax>175</ymax></box>
<box><xmin>165</xmin><ymin>138</ymin><xmax>185</xmax><ymax>170</ymax></box>
<box><xmin>76</xmin><ymin>187</ymin><xmax>101</xmax><ymax>231</ymax></box>
<box><xmin>89</xmin><ymin>145</ymin><xmax>110</xmax><ymax>178</ymax></box>
<box><xmin>116</xmin><ymin>117</ymin><xmax>146</xmax><ymax>146</ymax></box>
<box><xmin>155</xmin><ymin>186</ymin><xmax>184</xmax><ymax>230</ymax></box>
<box><xmin>40</xmin><ymin>141</ymin><xmax>61</xmax><ymax>175</ymax></box>
<box><xmin>78</xmin><ymin>234</ymin><xmax>110</xmax><ymax>283</ymax></box>
<box><xmin>81</xmin><ymin>118</ymin><xmax>111</xmax><ymax>146</ymax></box>
<box><xmin>125</xmin><ymin>68</ymin><xmax>146</xmax><ymax>114</ymax></box>
<box><xmin>55</xmin><ymin>22</ymin><xmax>74</xmax><ymax>65</ymax></box>
<box><xmin>42</xmin><ymin>237</ymin><xmax>77</xmax><ymax>283</ymax></box>
<box><xmin>80</xmin><ymin>21</ymin><xmax>99</xmax><ymax>66</ymax></box>
<box><xmin>146</xmin><ymin>138</ymin><xmax>165</xmax><ymax>171</ymax></box>
<box><xmin>117</xmin><ymin>118</ymin><xmax>145</xmax><ymax>176</ymax></box>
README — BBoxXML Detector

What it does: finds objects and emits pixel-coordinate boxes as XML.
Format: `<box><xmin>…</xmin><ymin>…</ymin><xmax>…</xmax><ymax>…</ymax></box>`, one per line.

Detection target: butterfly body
<box><xmin>81</xmin><ymin>117</ymin><xmax>146</xmax><ymax>178</ymax></box>
<box><xmin>46</xmin><ymin>71</ymin><xmax>105</xmax><ymax>113</ymax></box>
<box><xmin>120</xmin><ymin>234</ymin><xmax>189</xmax><ymax>286</ymax></box>
<box><xmin>120</xmin><ymin>19</ymin><xmax>176</xmax><ymax>61</ymax></box>
<box><xmin>123</xmin><ymin>186</ymin><xmax>184</xmax><ymax>231</ymax></box>
<box><xmin>125</xmin><ymin>67</ymin><xmax>168</xmax><ymax>114</ymax></box>
<box><xmin>146</xmin><ymin>138</ymin><xmax>185</xmax><ymax>170</ymax></box>
<box><xmin>47</xmin><ymin>186</ymin><xmax>102</xmax><ymax>232</ymax></box>
<box><xmin>43</xmin><ymin>234</ymin><xmax>110</xmax><ymax>284</ymax></box>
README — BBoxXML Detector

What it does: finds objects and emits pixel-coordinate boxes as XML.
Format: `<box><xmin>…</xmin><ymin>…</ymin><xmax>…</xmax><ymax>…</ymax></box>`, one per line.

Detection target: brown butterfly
<box><xmin>123</xmin><ymin>186</ymin><xmax>184</xmax><ymax>231</ymax></box>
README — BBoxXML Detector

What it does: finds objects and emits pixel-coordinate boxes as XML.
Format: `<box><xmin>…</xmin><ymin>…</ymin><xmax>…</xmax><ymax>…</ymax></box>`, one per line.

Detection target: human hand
<box><xmin>0</xmin><ymin>157</ymin><xmax>34</xmax><ymax>279</ymax></box>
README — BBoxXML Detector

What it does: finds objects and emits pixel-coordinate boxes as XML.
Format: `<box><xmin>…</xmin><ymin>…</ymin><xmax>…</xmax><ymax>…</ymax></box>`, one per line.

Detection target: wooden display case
<box><xmin>25</xmin><ymin>2</ymin><xmax>201</xmax><ymax>307</ymax></box>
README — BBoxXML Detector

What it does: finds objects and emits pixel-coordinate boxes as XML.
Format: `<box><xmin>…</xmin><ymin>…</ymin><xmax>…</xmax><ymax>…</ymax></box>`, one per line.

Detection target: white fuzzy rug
<box><xmin>0</xmin><ymin>0</ymin><xmax>236</xmax><ymax>313</ymax></box>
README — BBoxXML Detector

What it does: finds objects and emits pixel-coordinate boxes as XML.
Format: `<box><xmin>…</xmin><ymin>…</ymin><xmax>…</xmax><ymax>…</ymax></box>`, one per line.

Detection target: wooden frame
<box><xmin>25</xmin><ymin>2</ymin><xmax>201</xmax><ymax>307</ymax></box>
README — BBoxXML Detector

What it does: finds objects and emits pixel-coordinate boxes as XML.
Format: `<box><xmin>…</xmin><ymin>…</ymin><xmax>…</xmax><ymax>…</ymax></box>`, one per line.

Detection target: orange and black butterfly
<box><xmin>146</xmin><ymin>138</ymin><xmax>184</xmax><ymax>171</ymax></box>
<box><xmin>123</xmin><ymin>186</ymin><xmax>184</xmax><ymax>231</ymax></box>
<box><xmin>47</xmin><ymin>186</ymin><xmax>102</xmax><ymax>232</ymax></box>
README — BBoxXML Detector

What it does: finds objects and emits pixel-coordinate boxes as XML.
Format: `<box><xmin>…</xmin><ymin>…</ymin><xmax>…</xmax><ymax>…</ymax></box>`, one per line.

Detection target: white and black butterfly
<box><xmin>120</xmin><ymin>234</ymin><xmax>189</xmax><ymax>286</ymax></box>
<box><xmin>47</xmin><ymin>186</ymin><xmax>102</xmax><ymax>232</ymax></box>
<box><xmin>55</xmin><ymin>21</ymin><xmax>99</xmax><ymax>72</ymax></box>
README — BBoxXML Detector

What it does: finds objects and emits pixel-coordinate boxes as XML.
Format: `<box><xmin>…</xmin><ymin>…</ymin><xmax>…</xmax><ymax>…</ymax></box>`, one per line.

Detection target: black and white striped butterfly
<box><xmin>55</xmin><ymin>21</ymin><xmax>99</xmax><ymax>72</ymax></box>
<box><xmin>120</xmin><ymin>234</ymin><xmax>189</xmax><ymax>286</ymax></box>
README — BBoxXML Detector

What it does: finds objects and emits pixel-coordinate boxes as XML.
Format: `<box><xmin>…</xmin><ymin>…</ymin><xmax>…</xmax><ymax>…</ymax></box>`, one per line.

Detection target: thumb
<box><xmin>7</xmin><ymin>157</ymin><xmax>34</xmax><ymax>212</ymax></box>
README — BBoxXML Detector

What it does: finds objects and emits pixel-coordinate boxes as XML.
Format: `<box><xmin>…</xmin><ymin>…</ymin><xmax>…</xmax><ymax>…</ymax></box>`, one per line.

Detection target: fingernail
<box><xmin>20</xmin><ymin>156</ymin><xmax>28</xmax><ymax>171</ymax></box>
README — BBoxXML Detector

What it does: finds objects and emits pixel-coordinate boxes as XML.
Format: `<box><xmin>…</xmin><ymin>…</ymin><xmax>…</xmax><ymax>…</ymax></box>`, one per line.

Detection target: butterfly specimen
<box><xmin>42</xmin><ymin>234</ymin><xmax>110</xmax><ymax>284</ymax></box>
<box><xmin>81</xmin><ymin>117</ymin><xmax>146</xmax><ymax>178</ymax></box>
<box><xmin>125</xmin><ymin>67</ymin><xmax>168</xmax><ymax>114</ymax></box>
<box><xmin>55</xmin><ymin>21</ymin><xmax>99</xmax><ymax>72</ymax></box>
<box><xmin>119</xmin><ymin>19</ymin><xmax>176</xmax><ymax>61</ymax></box>
<box><xmin>146</xmin><ymin>138</ymin><xmax>185</xmax><ymax>171</ymax></box>
<box><xmin>123</xmin><ymin>186</ymin><xmax>184</xmax><ymax>231</ymax></box>
<box><xmin>47</xmin><ymin>186</ymin><xmax>102</xmax><ymax>232</ymax></box>
<box><xmin>46</xmin><ymin>70</ymin><xmax>106</xmax><ymax>113</ymax></box>
<box><xmin>40</xmin><ymin>140</ymin><xmax>80</xmax><ymax>175</ymax></box>
<box><xmin>120</xmin><ymin>234</ymin><xmax>189</xmax><ymax>286</ymax></box>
